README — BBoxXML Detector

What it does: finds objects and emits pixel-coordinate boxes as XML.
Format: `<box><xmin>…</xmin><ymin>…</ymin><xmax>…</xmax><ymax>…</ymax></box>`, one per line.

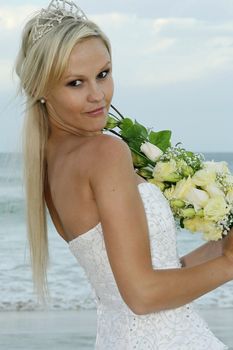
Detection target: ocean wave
<box><xmin>0</xmin><ymin>297</ymin><xmax>96</xmax><ymax>312</ymax></box>
<box><xmin>0</xmin><ymin>198</ymin><xmax>25</xmax><ymax>215</ymax></box>
<box><xmin>0</xmin><ymin>291</ymin><xmax>232</xmax><ymax>311</ymax></box>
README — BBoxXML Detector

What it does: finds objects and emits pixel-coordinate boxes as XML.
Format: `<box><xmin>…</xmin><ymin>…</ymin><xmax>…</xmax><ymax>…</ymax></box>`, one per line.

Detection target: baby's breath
<box><xmin>160</xmin><ymin>146</ymin><xmax>204</xmax><ymax>171</ymax></box>
<box><xmin>216</xmin><ymin>173</ymin><xmax>233</xmax><ymax>193</ymax></box>
<box><xmin>105</xmin><ymin>108</ymin><xmax>233</xmax><ymax>241</ymax></box>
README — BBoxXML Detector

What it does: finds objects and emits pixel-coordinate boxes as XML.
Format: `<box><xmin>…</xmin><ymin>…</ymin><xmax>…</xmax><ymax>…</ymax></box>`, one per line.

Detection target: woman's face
<box><xmin>46</xmin><ymin>37</ymin><xmax>114</xmax><ymax>136</ymax></box>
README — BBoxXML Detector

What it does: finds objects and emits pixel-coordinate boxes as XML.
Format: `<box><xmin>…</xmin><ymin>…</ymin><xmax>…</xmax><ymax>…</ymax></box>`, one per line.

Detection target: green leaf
<box><xmin>105</xmin><ymin>116</ymin><xmax>119</xmax><ymax>129</ymax></box>
<box><xmin>135</xmin><ymin>120</ymin><xmax>148</xmax><ymax>139</ymax></box>
<box><xmin>137</xmin><ymin>168</ymin><xmax>153</xmax><ymax>179</ymax></box>
<box><xmin>131</xmin><ymin>151</ymin><xmax>149</xmax><ymax>167</ymax></box>
<box><xmin>128</xmin><ymin>139</ymin><xmax>142</xmax><ymax>152</ymax></box>
<box><xmin>149</xmin><ymin>130</ymin><xmax>172</xmax><ymax>152</ymax></box>
<box><xmin>119</xmin><ymin>118</ymin><xmax>134</xmax><ymax>130</ymax></box>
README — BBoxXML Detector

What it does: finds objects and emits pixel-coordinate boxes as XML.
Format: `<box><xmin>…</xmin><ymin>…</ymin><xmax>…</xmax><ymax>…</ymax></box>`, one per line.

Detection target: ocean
<box><xmin>0</xmin><ymin>152</ymin><xmax>233</xmax><ymax>312</ymax></box>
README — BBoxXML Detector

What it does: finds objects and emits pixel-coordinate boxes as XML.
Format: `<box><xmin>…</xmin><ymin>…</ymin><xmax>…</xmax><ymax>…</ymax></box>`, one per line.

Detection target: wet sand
<box><xmin>0</xmin><ymin>307</ymin><xmax>232</xmax><ymax>349</ymax></box>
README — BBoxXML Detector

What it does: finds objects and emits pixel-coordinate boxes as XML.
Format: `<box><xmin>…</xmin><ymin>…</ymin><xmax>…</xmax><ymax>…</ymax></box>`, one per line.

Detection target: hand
<box><xmin>222</xmin><ymin>228</ymin><xmax>233</xmax><ymax>278</ymax></box>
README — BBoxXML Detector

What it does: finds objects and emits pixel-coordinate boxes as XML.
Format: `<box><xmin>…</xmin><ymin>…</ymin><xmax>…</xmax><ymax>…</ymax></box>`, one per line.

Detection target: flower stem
<box><xmin>104</xmin><ymin>128</ymin><xmax>122</xmax><ymax>138</ymax></box>
<box><xmin>110</xmin><ymin>105</ymin><xmax>125</xmax><ymax>120</ymax></box>
<box><xmin>108</xmin><ymin>112</ymin><xmax>121</xmax><ymax>122</ymax></box>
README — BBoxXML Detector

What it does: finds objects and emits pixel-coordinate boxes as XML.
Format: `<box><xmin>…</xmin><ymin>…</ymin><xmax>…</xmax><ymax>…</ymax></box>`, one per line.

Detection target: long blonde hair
<box><xmin>15</xmin><ymin>10</ymin><xmax>111</xmax><ymax>302</ymax></box>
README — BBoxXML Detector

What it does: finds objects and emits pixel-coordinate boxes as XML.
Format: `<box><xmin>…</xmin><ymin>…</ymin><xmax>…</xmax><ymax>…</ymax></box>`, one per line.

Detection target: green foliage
<box><xmin>119</xmin><ymin>118</ymin><xmax>149</xmax><ymax>152</ymax></box>
<box><xmin>149</xmin><ymin>130</ymin><xmax>172</xmax><ymax>152</ymax></box>
<box><xmin>131</xmin><ymin>151</ymin><xmax>149</xmax><ymax>167</ymax></box>
<box><xmin>120</xmin><ymin>119</ymin><xmax>148</xmax><ymax>139</ymax></box>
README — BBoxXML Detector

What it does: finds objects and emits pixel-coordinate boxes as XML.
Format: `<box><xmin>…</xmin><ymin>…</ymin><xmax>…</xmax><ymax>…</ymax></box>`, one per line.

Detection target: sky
<box><xmin>0</xmin><ymin>0</ymin><xmax>233</xmax><ymax>153</ymax></box>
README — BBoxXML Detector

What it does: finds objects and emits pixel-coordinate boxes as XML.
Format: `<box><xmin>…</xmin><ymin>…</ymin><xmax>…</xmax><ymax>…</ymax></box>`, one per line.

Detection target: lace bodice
<box><xmin>69</xmin><ymin>182</ymin><xmax>227</xmax><ymax>349</ymax></box>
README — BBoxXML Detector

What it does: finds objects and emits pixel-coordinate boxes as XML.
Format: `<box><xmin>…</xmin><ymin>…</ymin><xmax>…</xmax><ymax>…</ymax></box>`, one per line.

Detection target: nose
<box><xmin>87</xmin><ymin>82</ymin><xmax>105</xmax><ymax>102</ymax></box>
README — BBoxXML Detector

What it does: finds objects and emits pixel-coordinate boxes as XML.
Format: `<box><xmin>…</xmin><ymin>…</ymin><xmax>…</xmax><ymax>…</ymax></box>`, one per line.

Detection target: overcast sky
<box><xmin>0</xmin><ymin>0</ymin><xmax>233</xmax><ymax>153</ymax></box>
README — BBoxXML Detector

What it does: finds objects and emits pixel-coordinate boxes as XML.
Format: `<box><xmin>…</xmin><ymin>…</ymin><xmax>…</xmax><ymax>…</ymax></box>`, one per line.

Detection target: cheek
<box><xmin>59</xmin><ymin>92</ymin><xmax>83</xmax><ymax>113</ymax></box>
<box><xmin>105</xmin><ymin>78</ymin><xmax>114</xmax><ymax>100</ymax></box>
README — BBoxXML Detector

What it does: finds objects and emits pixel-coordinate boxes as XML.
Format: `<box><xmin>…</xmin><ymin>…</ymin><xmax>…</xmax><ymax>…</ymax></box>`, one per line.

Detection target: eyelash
<box><xmin>67</xmin><ymin>69</ymin><xmax>111</xmax><ymax>87</ymax></box>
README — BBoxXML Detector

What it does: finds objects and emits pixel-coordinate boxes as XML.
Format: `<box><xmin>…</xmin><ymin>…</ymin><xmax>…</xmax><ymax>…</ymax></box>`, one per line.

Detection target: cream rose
<box><xmin>153</xmin><ymin>159</ymin><xmax>178</xmax><ymax>182</ymax></box>
<box><xmin>171</xmin><ymin>177</ymin><xmax>209</xmax><ymax>210</ymax></box>
<box><xmin>140</xmin><ymin>142</ymin><xmax>163</xmax><ymax>162</ymax></box>
<box><xmin>183</xmin><ymin>217</ymin><xmax>222</xmax><ymax>241</ymax></box>
<box><xmin>226</xmin><ymin>189</ymin><xmax>233</xmax><ymax>204</ymax></box>
<box><xmin>204</xmin><ymin>183</ymin><xmax>225</xmax><ymax>198</ymax></box>
<box><xmin>203</xmin><ymin>161</ymin><xmax>230</xmax><ymax>174</ymax></box>
<box><xmin>192</xmin><ymin>168</ymin><xmax>216</xmax><ymax>187</ymax></box>
<box><xmin>202</xmin><ymin>220</ymin><xmax>223</xmax><ymax>241</ymax></box>
<box><xmin>163</xmin><ymin>186</ymin><xmax>176</xmax><ymax>201</ymax></box>
<box><xmin>148</xmin><ymin>178</ymin><xmax>166</xmax><ymax>191</ymax></box>
<box><xmin>169</xmin><ymin>176</ymin><xmax>194</xmax><ymax>199</ymax></box>
<box><xmin>183</xmin><ymin>217</ymin><xmax>205</xmax><ymax>233</ymax></box>
<box><xmin>204</xmin><ymin>196</ymin><xmax>230</xmax><ymax>222</ymax></box>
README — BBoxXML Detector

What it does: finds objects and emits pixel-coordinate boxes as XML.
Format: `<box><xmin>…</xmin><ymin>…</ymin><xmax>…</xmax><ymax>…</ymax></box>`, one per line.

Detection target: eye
<box><xmin>67</xmin><ymin>80</ymin><xmax>82</xmax><ymax>87</ymax></box>
<box><xmin>97</xmin><ymin>69</ymin><xmax>110</xmax><ymax>80</ymax></box>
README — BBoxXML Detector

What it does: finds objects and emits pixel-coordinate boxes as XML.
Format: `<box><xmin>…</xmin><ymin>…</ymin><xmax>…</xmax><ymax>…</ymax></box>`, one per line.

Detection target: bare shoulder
<box><xmin>89</xmin><ymin>134</ymin><xmax>135</xmax><ymax>187</ymax></box>
<box><xmin>88</xmin><ymin>133</ymin><xmax>153</xmax><ymax>314</ymax></box>
<box><xmin>92</xmin><ymin>133</ymin><xmax>131</xmax><ymax>161</ymax></box>
<box><xmin>66</xmin><ymin>134</ymin><xmax>129</xmax><ymax>167</ymax></box>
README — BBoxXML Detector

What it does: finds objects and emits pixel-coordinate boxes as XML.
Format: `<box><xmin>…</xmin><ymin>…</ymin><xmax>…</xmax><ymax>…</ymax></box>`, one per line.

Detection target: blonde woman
<box><xmin>16</xmin><ymin>0</ymin><xmax>233</xmax><ymax>349</ymax></box>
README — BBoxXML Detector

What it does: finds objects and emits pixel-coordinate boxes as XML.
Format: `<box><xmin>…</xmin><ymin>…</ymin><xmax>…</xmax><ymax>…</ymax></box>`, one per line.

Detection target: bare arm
<box><xmin>180</xmin><ymin>240</ymin><xmax>223</xmax><ymax>268</ymax></box>
<box><xmin>90</xmin><ymin>135</ymin><xmax>233</xmax><ymax>315</ymax></box>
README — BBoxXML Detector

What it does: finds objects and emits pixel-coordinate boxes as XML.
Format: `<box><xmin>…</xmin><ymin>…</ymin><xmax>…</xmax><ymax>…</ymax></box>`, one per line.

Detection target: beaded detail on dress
<box><xmin>69</xmin><ymin>182</ymin><xmax>228</xmax><ymax>349</ymax></box>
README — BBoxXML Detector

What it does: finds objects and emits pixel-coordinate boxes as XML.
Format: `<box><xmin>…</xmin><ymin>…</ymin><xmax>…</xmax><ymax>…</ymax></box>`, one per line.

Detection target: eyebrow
<box><xmin>64</xmin><ymin>61</ymin><xmax>111</xmax><ymax>80</ymax></box>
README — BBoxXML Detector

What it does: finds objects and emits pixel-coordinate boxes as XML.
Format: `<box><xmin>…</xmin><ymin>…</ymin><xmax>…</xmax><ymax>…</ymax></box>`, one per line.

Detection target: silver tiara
<box><xmin>31</xmin><ymin>0</ymin><xmax>88</xmax><ymax>46</ymax></box>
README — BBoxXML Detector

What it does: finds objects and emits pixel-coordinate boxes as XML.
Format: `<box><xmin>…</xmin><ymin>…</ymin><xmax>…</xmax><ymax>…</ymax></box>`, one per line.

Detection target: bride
<box><xmin>16</xmin><ymin>0</ymin><xmax>233</xmax><ymax>348</ymax></box>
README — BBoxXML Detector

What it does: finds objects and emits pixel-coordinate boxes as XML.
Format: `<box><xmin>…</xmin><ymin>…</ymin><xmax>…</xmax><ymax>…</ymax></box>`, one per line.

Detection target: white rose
<box><xmin>203</xmin><ymin>161</ymin><xmax>230</xmax><ymax>174</ymax></box>
<box><xmin>184</xmin><ymin>188</ymin><xmax>210</xmax><ymax>211</ymax></box>
<box><xmin>140</xmin><ymin>142</ymin><xmax>163</xmax><ymax>162</ymax></box>
<box><xmin>192</xmin><ymin>168</ymin><xmax>216</xmax><ymax>187</ymax></box>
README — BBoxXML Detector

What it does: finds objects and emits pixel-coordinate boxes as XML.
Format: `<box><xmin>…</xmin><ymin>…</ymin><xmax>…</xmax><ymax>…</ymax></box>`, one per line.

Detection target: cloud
<box><xmin>0</xmin><ymin>4</ymin><xmax>233</xmax><ymax>152</ymax></box>
<box><xmin>0</xmin><ymin>5</ymin><xmax>38</xmax><ymax>29</ymax></box>
<box><xmin>90</xmin><ymin>13</ymin><xmax>233</xmax><ymax>87</ymax></box>
<box><xmin>1</xmin><ymin>5</ymin><xmax>233</xmax><ymax>89</ymax></box>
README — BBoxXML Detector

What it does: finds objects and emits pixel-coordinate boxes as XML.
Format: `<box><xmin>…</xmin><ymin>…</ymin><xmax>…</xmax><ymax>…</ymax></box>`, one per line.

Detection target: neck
<box><xmin>48</xmin><ymin>110</ymin><xmax>103</xmax><ymax>137</ymax></box>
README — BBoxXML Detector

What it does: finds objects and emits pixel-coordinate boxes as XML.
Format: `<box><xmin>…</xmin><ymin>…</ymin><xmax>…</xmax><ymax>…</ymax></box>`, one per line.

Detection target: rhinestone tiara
<box><xmin>31</xmin><ymin>0</ymin><xmax>88</xmax><ymax>46</ymax></box>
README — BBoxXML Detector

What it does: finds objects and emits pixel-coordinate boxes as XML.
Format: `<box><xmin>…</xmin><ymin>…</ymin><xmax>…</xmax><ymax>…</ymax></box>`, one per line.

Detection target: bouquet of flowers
<box><xmin>104</xmin><ymin>106</ymin><xmax>233</xmax><ymax>241</ymax></box>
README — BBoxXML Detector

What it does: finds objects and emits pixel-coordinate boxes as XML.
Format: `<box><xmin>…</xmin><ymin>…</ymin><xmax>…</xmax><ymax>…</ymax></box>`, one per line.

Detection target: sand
<box><xmin>0</xmin><ymin>307</ymin><xmax>232</xmax><ymax>349</ymax></box>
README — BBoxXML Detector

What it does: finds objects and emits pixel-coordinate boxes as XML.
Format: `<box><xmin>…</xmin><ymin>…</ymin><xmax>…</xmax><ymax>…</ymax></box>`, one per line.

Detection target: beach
<box><xmin>0</xmin><ymin>307</ymin><xmax>232</xmax><ymax>350</ymax></box>
<box><xmin>1</xmin><ymin>152</ymin><xmax>233</xmax><ymax>349</ymax></box>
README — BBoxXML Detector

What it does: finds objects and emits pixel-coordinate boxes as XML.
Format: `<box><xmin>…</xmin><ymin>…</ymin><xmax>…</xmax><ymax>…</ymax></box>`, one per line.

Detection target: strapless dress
<box><xmin>69</xmin><ymin>182</ymin><xmax>228</xmax><ymax>349</ymax></box>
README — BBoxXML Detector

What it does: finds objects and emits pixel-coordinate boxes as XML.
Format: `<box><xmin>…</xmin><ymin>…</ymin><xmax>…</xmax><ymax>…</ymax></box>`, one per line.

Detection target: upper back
<box><xmin>45</xmin><ymin>133</ymin><xmax>108</xmax><ymax>242</ymax></box>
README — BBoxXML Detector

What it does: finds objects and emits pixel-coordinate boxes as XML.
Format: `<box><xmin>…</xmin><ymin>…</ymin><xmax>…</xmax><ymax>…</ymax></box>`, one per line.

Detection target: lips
<box><xmin>86</xmin><ymin>106</ymin><xmax>106</xmax><ymax>116</ymax></box>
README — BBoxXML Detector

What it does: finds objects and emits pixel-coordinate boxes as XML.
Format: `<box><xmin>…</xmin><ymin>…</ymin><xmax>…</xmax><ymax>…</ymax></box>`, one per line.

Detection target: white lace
<box><xmin>69</xmin><ymin>182</ymin><xmax>228</xmax><ymax>349</ymax></box>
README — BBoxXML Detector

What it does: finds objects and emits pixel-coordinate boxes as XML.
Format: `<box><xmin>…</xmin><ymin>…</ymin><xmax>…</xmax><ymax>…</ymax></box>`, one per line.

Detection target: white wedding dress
<box><xmin>69</xmin><ymin>182</ymin><xmax>228</xmax><ymax>349</ymax></box>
